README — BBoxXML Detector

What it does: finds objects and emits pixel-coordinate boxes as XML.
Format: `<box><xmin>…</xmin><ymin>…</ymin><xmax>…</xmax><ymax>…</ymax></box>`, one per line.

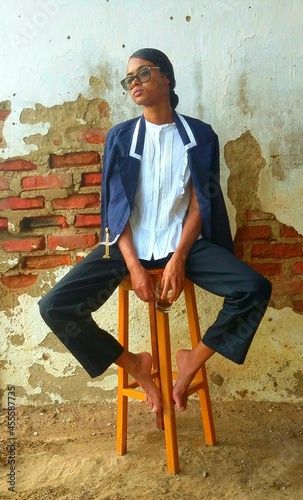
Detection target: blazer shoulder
<box><xmin>180</xmin><ymin>114</ymin><xmax>217</xmax><ymax>141</ymax></box>
<box><xmin>108</xmin><ymin>117</ymin><xmax>140</xmax><ymax>137</ymax></box>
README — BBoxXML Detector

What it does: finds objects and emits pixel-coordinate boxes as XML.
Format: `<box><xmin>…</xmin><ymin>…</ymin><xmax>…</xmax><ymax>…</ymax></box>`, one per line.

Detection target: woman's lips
<box><xmin>132</xmin><ymin>88</ymin><xmax>143</xmax><ymax>97</ymax></box>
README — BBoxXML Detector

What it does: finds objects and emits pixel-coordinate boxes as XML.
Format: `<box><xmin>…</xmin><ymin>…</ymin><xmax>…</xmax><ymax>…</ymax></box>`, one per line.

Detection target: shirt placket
<box><xmin>149</xmin><ymin>127</ymin><xmax>162</xmax><ymax>258</ymax></box>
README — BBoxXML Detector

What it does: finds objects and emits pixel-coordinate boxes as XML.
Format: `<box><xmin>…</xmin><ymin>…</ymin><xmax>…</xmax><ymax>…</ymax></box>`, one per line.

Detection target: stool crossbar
<box><xmin>116</xmin><ymin>268</ymin><xmax>216</xmax><ymax>474</ymax></box>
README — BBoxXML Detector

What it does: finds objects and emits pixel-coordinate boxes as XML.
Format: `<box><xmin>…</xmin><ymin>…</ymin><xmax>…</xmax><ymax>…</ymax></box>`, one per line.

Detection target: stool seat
<box><xmin>116</xmin><ymin>268</ymin><xmax>216</xmax><ymax>474</ymax></box>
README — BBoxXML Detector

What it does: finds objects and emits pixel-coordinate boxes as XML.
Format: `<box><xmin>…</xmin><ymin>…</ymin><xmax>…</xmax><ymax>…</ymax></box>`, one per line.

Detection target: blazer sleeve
<box><xmin>209</xmin><ymin>133</ymin><xmax>234</xmax><ymax>253</ymax></box>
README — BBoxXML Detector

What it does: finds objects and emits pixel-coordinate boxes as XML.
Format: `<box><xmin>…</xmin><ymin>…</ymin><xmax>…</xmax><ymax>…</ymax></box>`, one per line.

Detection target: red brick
<box><xmin>48</xmin><ymin>233</ymin><xmax>97</xmax><ymax>250</ymax></box>
<box><xmin>280</xmin><ymin>224</ymin><xmax>301</xmax><ymax>239</ymax></box>
<box><xmin>272</xmin><ymin>280</ymin><xmax>303</xmax><ymax>296</ymax></box>
<box><xmin>0</xmin><ymin>160</ymin><xmax>37</xmax><ymax>171</ymax></box>
<box><xmin>0</xmin><ymin>237</ymin><xmax>45</xmax><ymax>252</ymax></box>
<box><xmin>53</xmin><ymin>194</ymin><xmax>99</xmax><ymax>209</ymax></box>
<box><xmin>76</xmin><ymin>255</ymin><xmax>85</xmax><ymax>263</ymax></box>
<box><xmin>0</xmin><ymin>110</ymin><xmax>11</xmax><ymax>121</ymax></box>
<box><xmin>75</xmin><ymin>214</ymin><xmax>101</xmax><ymax>227</ymax></box>
<box><xmin>292</xmin><ymin>261</ymin><xmax>303</xmax><ymax>275</ymax></box>
<box><xmin>246</xmin><ymin>210</ymin><xmax>275</xmax><ymax>221</ymax></box>
<box><xmin>248</xmin><ymin>262</ymin><xmax>282</xmax><ymax>277</ymax></box>
<box><xmin>234</xmin><ymin>244</ymin><xmax>244</xmax><ymax>259</ymax></box>
<box><xmin>81</xmin><ymin>172</ymin><xmax>101</xmax><ymax>187</ymax></box>
<box><xmin>0</xmin><ymin>175</ymin><xmax>9</xmax><ymax>190</ymax></box>
<box><xmin>235</xmin><ymin>225</ymin><xmax>271</xmax><ymax>241</ymax></box>
<box><xmin>21</xmin><ymin>216</ymin><xmax>68</xmax><ymax>230</ymax></box>
<box><xmin>0</xmin><ymin>196</ymin><xmax>45</xmax><ymax>210</ymax></box>
<box><xmin>251</xmin><ymin>243</ymin><xmax>302</xmax><ymax>259</ymax></box>
<box><xmin>50</xmin><ymin>151</ymin><xmax>100</xmax><ymax>168</ymax></box>
<box><xmin>82</xmin><ymin>128</ymin><xmax>107</xmax><ymax>144</ymax></box>
<box><xmin>22</xmin><ymin>173</ymin><xmax>72</xmax><ymax>190</ymax></box>
<box><xmin>0</xmin><ymin>217</ymin><xmax>8</xmax><ymax>230</ymax></box>
<box><xmin>292</xmin><ymin>300</ymin><xmax>303</xmax><ymax>313</ymax></box>
<box><xmin>1</xmin><ymin>274</ymin><xmax>37</xmax><ymax>289</ymax></box>
<box><xmin>24</xmin><ymin>254</ymin><xmax>71</xmax><ymax>269</ymax></box>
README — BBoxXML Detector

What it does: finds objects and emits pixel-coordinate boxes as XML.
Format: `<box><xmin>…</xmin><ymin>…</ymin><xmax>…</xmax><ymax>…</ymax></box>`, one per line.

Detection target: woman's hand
<box><xmin>161</xmin><ymin>256</ymin><xmax>186</xmax><ymax>303</ymax></box>
<box><xmin>129</xmin><ymin>264</ymin><xmax>156</xmax><ymax>302</ymax></box>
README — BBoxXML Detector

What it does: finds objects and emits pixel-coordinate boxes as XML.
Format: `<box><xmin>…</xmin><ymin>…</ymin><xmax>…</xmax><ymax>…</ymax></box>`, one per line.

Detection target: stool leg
<box><xmin>117</xmin><ymin>288</ymin><xmax>129</xmax><ymax>455</ymax></box>
<box><xmin>148</xmin><ymin>302</ymin><xmax>164</xmax><ymax>430</ymax></box>
<box><xmin>156</xmin><ymin>310</ymin><xmax>180</xmax><ymax>474</ymax></box>
<box><xmin>184</xmin><ymin>281</ymin><xmax>216</xmax><ymax>446</ymax></box>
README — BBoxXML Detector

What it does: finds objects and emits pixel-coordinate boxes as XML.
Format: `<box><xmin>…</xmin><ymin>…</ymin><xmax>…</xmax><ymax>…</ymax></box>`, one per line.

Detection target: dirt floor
<box><xmin>0</xmin><ymin>399</ymin><xmax>302</xmax><ymax>499</ymax></box>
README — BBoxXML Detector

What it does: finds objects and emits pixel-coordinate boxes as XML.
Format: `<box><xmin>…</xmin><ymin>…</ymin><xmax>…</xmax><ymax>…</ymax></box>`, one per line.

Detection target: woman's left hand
<box><xmin>161</xmin><ymin>256</ymin><xmax>185</xmax><ymax>303</ymax></box>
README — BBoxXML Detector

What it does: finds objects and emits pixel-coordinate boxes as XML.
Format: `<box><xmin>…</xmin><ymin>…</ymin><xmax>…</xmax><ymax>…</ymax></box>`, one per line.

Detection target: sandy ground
<box><xmin>0</xmin><ymin>399</ymin><xmax>303</xmax><ymax>499</ymax></box>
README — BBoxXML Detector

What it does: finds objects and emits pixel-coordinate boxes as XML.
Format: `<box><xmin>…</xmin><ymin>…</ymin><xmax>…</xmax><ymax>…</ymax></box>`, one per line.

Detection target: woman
<box><xmin>39</xmin><ymin>48</ymin><xmax>271</xmax><ymax>413</ymax></box>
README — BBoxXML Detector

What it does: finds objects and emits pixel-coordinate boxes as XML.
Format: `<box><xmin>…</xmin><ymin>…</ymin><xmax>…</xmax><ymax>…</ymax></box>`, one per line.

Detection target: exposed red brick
<box><xmin>50</xmin><ymin>151</ymin><xmax>100</xmax><ymax>168</ymax></box>
<box><xmin>1</xmin><ymin>274</ymin><xmax>37</xmax><ymax>289</ymax></box>
<box><xmin>245</xmin><ymin>210</ymin><xmax>275</xmax><ymax>221</ymax></box>
<box><xmin>235</xmin><ymin>225</ymin><xmax>271</xmax><ymax>241</ymax></box>
<box><xmin>76</xmin><ymin>255</ymin><xmax>85</xmax><ymax>263</ymax></box>
<box><xmin>280</xmin><ymin>224</ymin><xmax>301</xmax><ymax>239</ymax></box>
<box><xmin>0</xmin><ymin>160</ymin><xmax>37</xmax><ymax>171</ymax></box>
<box><xmin>53</xmin><ymin>194</ymin><xmax>99</xmax><ymax>210</ymax></box>
<box><xmin>0</xmin><ymin>217</ymin><xmax>8</xmax><ymax>230</ymax></box>
<box><xmin>272</xmin><ymin>280</ymin><xmax>303</xmax><ymax>296</ymax></box>
<box><xmin>75</xmin><ymin>214</ymin><xmax>101</xmax><ymax>227</ymax></box>
<box><xmin>0</xmin><ymin>110</ymin><xmax>11</xmax><ymax>121</ymax></box>
<box><xmin>82</xmin><ymin>128</ymin><xmax>107</xmax><ymax>144</ymax></box>
<box><xmin>0</xmin><ymin>196</ymin><xmax>45</xmax><ymax>210</ymax></box>
<box><xmin>251</xmin><ymin>243</ymin><xmax>302</xmax><ymax>259</ymax></box>
<box><xmin>233</xmin><ymin>244</ymin><xmax>244</xmax><ymax>259</ymax></box>
<box><xmin>0</xmin><ymin>175</ymin><xmax>9</xmax><ymax>190</ymax></box>
<box><xmin>22</xmin><ymin>173</ymin><xmax>72</xmax><ymax>190</ymax></box>
<box><xmin>292</xmin><ymin>300</ymin><xmax>303</xmax><ymax>313</ymax></box>
<box><xmin>248</xmin><ymin>262</ymin><xmax>282</xmax><ymax>277</ymax></box>
<box><xmin>81</xmin><ymin>172</ymin><xmax>101</xmax><ymax>187</ymax></box>
<box><xmin>48</xmin><ymin>233</ymin><xmax>97</xmax><ymax>251</ymax></box>
<box><xmin>21</xmin><ymin>216</ymin><xmax>68</xmax><ymax>230</ymax></box>
<box><xmin>24</xmin><ymin>254</ymin><xmax>71</xmax><ymax>269</ymax></box>
<box><xmin>98</xmin><ymin>102</ymin><xmax>110</xmax><ymax>117</ymax></box>
<box><xmin>292</xmin><ymin>261</ymin><xmax>303</xmax><ymax>275</ymax></box>
<box><xmin>0</xmin><ymin>237</ymin><xmax>45</xmax><ymax>252</ymax></box>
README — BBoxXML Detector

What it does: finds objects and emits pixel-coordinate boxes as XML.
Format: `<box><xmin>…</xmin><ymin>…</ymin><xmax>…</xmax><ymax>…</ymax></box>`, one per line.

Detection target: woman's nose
<box><xmin>131</xmin><ymin>76</ymin><xmax>140</xmax><ymax>88</ymax></box>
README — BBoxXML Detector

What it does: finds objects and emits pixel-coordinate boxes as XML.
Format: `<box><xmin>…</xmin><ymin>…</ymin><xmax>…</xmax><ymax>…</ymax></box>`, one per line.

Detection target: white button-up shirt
<box><xmin>129</xmin><ymin>120</ymin><xmax>191</xmax><ymax>260</ymax></box>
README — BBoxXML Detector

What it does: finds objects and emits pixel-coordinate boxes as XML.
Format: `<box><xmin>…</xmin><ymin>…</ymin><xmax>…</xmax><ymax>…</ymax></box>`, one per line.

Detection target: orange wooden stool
<box><xmin>116</xmin><ymin>268</ymin><xmax>216</xmax><ymax>474</ymax></box>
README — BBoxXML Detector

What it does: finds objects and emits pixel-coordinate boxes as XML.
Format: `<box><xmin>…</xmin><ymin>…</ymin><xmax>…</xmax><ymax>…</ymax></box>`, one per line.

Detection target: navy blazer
<box><xmin>101</xmin><ymin>111</ymin><xmax>234</xmax><ymax>254</ymax></box>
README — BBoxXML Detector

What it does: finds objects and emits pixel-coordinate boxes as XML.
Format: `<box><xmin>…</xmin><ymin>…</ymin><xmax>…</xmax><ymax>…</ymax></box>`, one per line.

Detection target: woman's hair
<box><xmin>129</xmin><ymin>48</ymin><xmax>179</xmax><ymax>109</ymax></box>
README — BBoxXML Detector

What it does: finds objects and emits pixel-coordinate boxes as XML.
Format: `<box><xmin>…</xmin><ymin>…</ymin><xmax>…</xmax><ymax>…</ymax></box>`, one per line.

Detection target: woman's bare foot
<box><xmin>172</xmin><ymin>349</ymin><xmax>197</xmax><ymax>412</ymax></box>
<box><xmin>173</xmin><ymin>343</ymin><xmax>215</xmax><ymax>412</ymax></box>
<box><xmin>116</xmin><ymin>351</ymin><xmax>162</xmax><ymax>413</ymax></box>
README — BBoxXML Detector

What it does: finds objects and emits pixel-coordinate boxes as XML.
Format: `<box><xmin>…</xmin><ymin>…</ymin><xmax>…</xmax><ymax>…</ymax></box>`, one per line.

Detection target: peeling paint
<box><xmin>224</xmin><ymin>131</ymin><xmax>265</xmax><ymax>226</ymax></box>
<box><xmin>10</xmin><ymin>334</ymin><xmax>25</xmax><ymax>346</ymax></box>
<box><xmin>288</xmin><ymin>370</ymin><xmax>303</xmax><ymax>397</ymax></box>
<box><xmin>1</xmin><ymin>1</ymin><xmax>303</xmax><ymax>407</ymax></box>
<box><xmin>18</xmin><ymin>94</ymin><xmax>111</xmax><ymax>163</ymax></box>
<box><xmin>0</xmin><ymin>100</ymin><xmax>11</xmax><ymax>148</ymax></box>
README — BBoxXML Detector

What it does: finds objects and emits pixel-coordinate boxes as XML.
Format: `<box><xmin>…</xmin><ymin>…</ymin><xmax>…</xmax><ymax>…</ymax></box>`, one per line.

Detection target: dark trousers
<box><xmin>39</xmin><ymin>239</ymin><xmax>272</xmax><ymax>378</ymax></box>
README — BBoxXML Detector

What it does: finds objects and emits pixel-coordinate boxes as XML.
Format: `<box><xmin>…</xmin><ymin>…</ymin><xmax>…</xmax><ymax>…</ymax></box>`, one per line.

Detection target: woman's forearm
<box><xmin>117</xmin><ymin>222</ymin><xmax>142</xmax><ymax>272</ymax></box>
<box><xmin>173</xmin><ymin>186</ymin><xmax>202</xmax><ymax>263</ymax></box>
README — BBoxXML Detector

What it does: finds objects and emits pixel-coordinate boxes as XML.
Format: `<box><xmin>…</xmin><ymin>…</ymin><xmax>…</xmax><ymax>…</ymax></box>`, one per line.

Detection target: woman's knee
<box><xmin>38</xmin><ymin>293</ymin><xmax>52</xmax><ymax>321</ymax></box>
<box><xmin>251</xmin><ymin>272</ymin><xmax>272</xmax><ymax>303</ymax></box>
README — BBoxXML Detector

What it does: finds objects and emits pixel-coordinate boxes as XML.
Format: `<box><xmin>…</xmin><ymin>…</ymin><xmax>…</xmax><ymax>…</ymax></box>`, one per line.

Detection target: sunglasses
<box><xmin>120</xmin><ymin>66</ymin><xmax>161</xmax><ymax>90</ymax></box>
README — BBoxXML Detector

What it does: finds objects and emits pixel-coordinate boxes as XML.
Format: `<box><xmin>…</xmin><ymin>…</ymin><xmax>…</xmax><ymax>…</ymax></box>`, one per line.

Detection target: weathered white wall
<box><xmin>1</xmin><ymin>0</ymin><xmax>303</xmax><ymax>406</ymax></box>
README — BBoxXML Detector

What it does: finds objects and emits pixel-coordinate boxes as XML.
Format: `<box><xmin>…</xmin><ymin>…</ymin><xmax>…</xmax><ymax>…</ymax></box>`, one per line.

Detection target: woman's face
<box><xmin>125</xmin><ymin>57</ymin><xmax>170</xmax><ymax>107</ymax></box>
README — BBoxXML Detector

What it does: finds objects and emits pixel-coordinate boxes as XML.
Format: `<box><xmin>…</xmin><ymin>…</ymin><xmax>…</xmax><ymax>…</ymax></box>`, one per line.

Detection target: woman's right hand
<box><xmin>129</xmin><ymin>264</ymin><xmax>155</xmax><ymax>302</ymax></box>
